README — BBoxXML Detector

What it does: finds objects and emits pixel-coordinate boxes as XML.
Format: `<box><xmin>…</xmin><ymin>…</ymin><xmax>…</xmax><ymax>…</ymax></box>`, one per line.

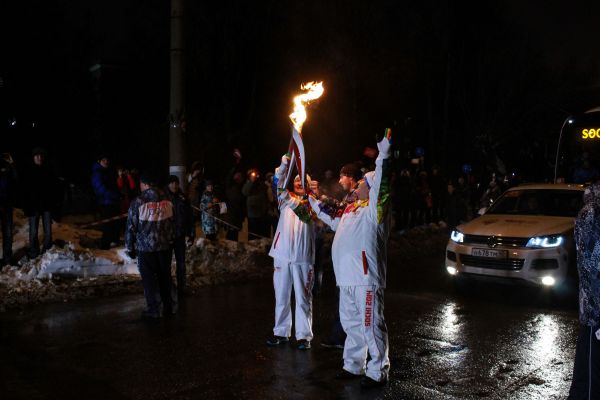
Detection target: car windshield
<box><xmin>486</xmin><ymin>189</ymin><xmax>583</xmax><ymax>217</ymax></box>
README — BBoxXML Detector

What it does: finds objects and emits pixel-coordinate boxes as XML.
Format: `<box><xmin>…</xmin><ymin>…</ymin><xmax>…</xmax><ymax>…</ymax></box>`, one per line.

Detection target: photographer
<box><xmin>0</xmin><ymin>152</ymin><xmax>18</xmax><ymax>266</ymax></box>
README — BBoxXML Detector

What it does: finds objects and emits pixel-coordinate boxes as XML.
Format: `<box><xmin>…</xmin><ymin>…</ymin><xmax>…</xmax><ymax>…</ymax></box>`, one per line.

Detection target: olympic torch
<box><xmin>284</xmin><ymin>81</ymin><xmax>325</xmax><ymax>189</ymax></box>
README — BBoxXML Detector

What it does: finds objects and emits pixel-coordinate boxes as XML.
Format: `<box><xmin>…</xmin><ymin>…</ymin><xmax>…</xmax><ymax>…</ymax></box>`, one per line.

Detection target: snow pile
<box><xmin>389</xmin><ymin>222</ymin><xmax>450</xmax><ymax>259</ymax></box>
<box><xmin>0</xmin><ymin>209</ymin><xmax>448</xmax><ymax>311</ymax></box>
<box><xmin>2</xmin><ymin>209</ymin><xmax>133</xmax><ymax>280</ymax></box>
<box><xmin>0</xmin><ymin>210</ymin><xmax>275</xmax><ymax>310</ymax></box>
<box><xmin>186</xmin><ymin>238</ymin><xmax>273</xmax><ymax>286</ymax></box>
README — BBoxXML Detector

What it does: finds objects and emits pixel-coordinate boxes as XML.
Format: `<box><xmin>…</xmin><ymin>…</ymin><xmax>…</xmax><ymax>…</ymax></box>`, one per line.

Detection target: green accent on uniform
<box><xmin>293</xmin><ymin>200</ymin><xmax>315</xmax><ymax>224</ymax></box>
<box><xmin>377</xmin><ymin>158</ymin><xmax>392</xmax><ymax>224</ymax></box>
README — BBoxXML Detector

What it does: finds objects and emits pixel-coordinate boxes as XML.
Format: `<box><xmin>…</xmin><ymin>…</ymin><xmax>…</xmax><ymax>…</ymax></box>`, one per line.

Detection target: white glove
<box><xmin>377</xmin><ymin>131</ymin><xmax>392</xmax><ymax>157</ymax></box>
<box><xmin>276</xmin><ymin>154</ymin><xmax>291</xmax><ymax>177</ymax></box>
<box><xmin>308</xmin><ymin>195</ymin><xmax>320</xmax><ymax>212</ymax></box>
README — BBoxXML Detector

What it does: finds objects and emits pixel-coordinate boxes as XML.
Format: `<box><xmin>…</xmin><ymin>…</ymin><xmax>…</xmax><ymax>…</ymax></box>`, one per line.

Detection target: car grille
<box><xmin>460</xmin><ymin>255</ymin><xmax>525</xmax><ymax>270</ymax></box>
<box><xmin>462</xmin><ymin>235</ymin><xmax>529</xmax><ymax>247</ymax></box>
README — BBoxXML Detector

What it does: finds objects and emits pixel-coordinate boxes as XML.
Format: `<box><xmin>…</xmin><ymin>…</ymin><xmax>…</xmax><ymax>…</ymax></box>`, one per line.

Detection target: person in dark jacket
<box><xmin>166</xmin><ymin>175</ymin><xmax>194</xmax><ymax>296</ymax></box>
<box><xmin>242</xmin><ymin>169</ymin><xmax>270</xmax><ymax>240</ymax></box>
<box><xmin>569</xmin><ymin>184</ymin><xmax>600</xmax><ymax>398</ymax></box>
<box><xmin>429</xmin><ymin>165</ymin><xmax>447</xmax><ymax>223</ymax></box>
<box><xmin>445</xmin><ymin>181</ymin><xmax>464</xmax><ymax>230</ymax></box>
<box><xmin>126</xmin><ymin>173</ymin><xmax>176</xmax><ymax>319</ymax></box>
<box><xmin>0</xmin><ymin>152</ymin><xmax>18</xmax><ymax>266</ymax></box>
<box><xmin>22</xmin><ymin>148</ymin><xmax>60</xmax><ymax>258</ymax></box>
<box><xmin>393</xmin><ymin>168</ymin><xmax>413</xmax><ymax>231</ymax></box>
<box><xmin>224</xmin><ymin>167</ymin><xmax>245</xmax><ymax>241</ymax></box>
<box><xmin>91</xmin><ymin>156</ymin><xmax>121</xmax><ymax>249</ymax></box>
<box><xmin>455</xmin><ymin>176</ymin><xmax>472</xmax><ymax>221</ymax></box>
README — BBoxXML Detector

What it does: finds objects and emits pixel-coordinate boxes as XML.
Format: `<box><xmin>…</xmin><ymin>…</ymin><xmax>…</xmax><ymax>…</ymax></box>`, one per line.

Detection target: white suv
<box><xmin>445</xmin><ymin>184</ymin><xmax>584</xmax><ymax>287</ymax></box>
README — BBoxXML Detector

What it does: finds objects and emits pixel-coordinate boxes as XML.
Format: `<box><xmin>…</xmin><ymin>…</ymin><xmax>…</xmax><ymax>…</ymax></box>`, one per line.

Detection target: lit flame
<box><xmin>289</xmin><ymin>81</ymin><xmax>324</xmax><ymax>131</ymax></box>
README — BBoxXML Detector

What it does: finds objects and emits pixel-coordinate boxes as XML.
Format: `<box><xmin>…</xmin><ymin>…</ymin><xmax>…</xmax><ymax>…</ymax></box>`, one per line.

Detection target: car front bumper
<box><xmin>445</xmin><ymin>241</ymin><xmax>570</xmax><ymax>286</ymax></box>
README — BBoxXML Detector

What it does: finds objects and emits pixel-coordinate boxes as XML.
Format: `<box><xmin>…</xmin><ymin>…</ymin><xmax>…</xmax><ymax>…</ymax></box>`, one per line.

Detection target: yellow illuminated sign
<box><xmin>581</xmin><ymin>128</ymin><xmax>600</xmax><ymax>139</ymax></box>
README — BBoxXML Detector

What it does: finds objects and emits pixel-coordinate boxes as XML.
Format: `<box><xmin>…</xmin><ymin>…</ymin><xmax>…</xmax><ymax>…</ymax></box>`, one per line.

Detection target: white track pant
<box><xmin>272</xmin><ymin>260</ymin><xmax>314</xmax><ymax>340</ymax></box>
<box><xmin>339</xmin><ymin>285</ymin><xmax>390</xmax><ymax>382</ymax></box>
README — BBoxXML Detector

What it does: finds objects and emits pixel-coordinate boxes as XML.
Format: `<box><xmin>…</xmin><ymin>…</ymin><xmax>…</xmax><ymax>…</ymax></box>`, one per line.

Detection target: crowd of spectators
<box><xmin>0</xmin><ymin>144</ymin><xmax>566</xmax><ymax>268</ymax></box>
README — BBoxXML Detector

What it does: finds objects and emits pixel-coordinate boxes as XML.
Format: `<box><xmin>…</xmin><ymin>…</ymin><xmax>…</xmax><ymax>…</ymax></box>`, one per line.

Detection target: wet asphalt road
<box><xmin>0</xmin><ymin>239</ymin><xmax>580</xmax><ymax>399</ymax></box>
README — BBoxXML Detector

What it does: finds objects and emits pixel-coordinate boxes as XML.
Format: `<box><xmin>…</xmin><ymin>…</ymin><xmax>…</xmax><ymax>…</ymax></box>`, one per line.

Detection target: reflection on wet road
<box><xmin>0</xmin><ymin>243</ymin><xmax>579</xmax><ymax>399</ymax></box>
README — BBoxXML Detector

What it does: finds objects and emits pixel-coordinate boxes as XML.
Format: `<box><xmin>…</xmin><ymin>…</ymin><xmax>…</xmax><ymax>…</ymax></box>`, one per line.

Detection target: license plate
<box><xmin>471</xmin><ymin>248</ymin><xmax>507</xmax><ymax>258</ymax></box>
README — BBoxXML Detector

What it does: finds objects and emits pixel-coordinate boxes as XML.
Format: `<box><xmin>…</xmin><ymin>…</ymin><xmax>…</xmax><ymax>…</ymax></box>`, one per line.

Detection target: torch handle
<box><xmin>283</xmin><ymin>125</ymin><xmax>299</xmax><ymax>188</ymax></box>
<box><xmin>287</xmin><ymin>125</ymin><xmax>295</xmax><ymax>154</ymax></box>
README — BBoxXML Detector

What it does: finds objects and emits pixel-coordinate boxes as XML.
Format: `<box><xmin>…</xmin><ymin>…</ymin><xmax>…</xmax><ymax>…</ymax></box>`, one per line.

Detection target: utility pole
<box><xmin>169</xmin><ymin>0</ymin><xmax>186</xmax><ymax>189</ymax></box>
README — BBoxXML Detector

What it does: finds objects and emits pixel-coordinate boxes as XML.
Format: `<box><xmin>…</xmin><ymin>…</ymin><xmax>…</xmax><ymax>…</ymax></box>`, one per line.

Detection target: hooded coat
<box><xmin>575</xmin><ymin>184</ymin><xmax>600</xmax><ymax>326</ymax></box>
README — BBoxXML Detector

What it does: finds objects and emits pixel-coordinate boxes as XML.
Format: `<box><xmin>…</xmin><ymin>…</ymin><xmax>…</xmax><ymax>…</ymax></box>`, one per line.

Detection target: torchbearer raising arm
<box><xmin>308</xmin><ymin>129</ymin><xmax>393</xmax><ymax>388</ymax></box>
<box><xmin>266</xmin><ymin>154</ymin><xmax>317</xmax><ymax>350</ymax></box>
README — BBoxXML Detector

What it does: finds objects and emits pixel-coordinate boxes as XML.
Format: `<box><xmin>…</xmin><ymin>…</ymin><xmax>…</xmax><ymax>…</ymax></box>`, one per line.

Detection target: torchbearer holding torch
<box><xmin>308</xmin><ymin>129</ymin><xmax>393</xmax><ymax>388</ymax></box>
<box><xmin>266</xmin><ymin>154</ymin><xmax>317</xmax><ymax>349</ymax></box>
<box><xmin>266</xmin><ymin>82</ymin><xmax>324</xmax><ymax>350</ymax></box>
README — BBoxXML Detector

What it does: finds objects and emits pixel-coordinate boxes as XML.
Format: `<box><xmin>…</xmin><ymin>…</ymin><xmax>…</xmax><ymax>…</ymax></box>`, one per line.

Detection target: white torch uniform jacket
<box><xmin>268</xmin><ymin>160</ymin><xmax>316</xmax><ymax>265</ymax></box>
<box><xmin>309</xmin><ymin>153</ymin><xmax>392</xmax><ymax>288</ymax></box>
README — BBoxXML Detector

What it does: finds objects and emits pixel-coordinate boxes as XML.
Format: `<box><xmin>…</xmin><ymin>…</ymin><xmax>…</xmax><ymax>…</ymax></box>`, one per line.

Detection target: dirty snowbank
<box><xmin>388</xmin><ymin>222</ymin><xmax>450</xmax><ymax>259</ymax></box>
<box><xmin>0</xmin><ymin>210</ymin><xmax>274</xmax><ymax>310</ymax></box>
<box><xmin>0</xmin><ymin>207</ymin><xmax>449</xmax><ymax>310</ymax></box>
<box><xmin>0</xmin><ymin>238</ymin><xmax>274</xmax><ymax>311</ymax></box>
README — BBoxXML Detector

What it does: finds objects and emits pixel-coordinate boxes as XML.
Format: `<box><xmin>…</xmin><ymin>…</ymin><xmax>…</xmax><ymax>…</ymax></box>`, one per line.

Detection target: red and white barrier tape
<box><xmin>77</xmin><ymin>205</ymin><xmax>272</xmax><ymax>240</ymax></box>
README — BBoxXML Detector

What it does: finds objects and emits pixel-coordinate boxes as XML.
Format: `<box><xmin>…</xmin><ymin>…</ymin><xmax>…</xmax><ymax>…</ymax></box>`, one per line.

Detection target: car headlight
<box><xmin>450</xmin><ymin>230</ymin><xmax>464</xmax><ymax>243</ymax></box>
<box><xmin>526</xmin><ymin>235</ymin><xmax>564</xmax><ymax>248</ymax></box>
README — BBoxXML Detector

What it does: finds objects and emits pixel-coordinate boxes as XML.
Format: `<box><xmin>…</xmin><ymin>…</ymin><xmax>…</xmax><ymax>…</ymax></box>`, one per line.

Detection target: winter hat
<box><xmin>363</xmin><ymin>171</ymin><xmax>375</xmax><ymax>189</ymax></box>
<box><xmin>294</xmin><ymin>174</ymin><xmax>312</xmax><ymax>184</ymax></box>
<box><xmin>191</xmin><ymin>161</ymin><xmax>203</xmax><ymax>173</ymax></box>
<box><xmin>340</xmin><ymin>163</ymin><xmax>361</xmax><ymax>181</ymax></box>
<box><xmin>168</xmin><ymin>175</ymin><xmax>180</xmax><ymax>184</ymax></box>
<box><xmin>139</xmin><ymin>172</ymin><xmax>157</xmax><ymax>186</ymax></box>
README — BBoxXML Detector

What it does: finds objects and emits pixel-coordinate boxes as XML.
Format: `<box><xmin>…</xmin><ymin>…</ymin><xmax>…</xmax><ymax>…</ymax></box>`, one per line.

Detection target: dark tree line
<box><xmin>1</xmin><ymin>0</ymin><xmax>599</xmax><ymax>185</ymax></box>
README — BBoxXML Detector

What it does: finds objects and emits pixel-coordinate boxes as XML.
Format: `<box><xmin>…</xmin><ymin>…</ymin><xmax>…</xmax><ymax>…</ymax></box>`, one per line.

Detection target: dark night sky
<box><xmin>1</xmin><ymin>0</ymin><xmax>600</xmax><ymax>186</ymax></box>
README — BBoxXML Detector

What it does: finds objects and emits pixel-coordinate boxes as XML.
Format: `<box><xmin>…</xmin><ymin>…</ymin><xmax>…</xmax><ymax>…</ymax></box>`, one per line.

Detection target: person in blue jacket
<box><xmin>166</xmin><ymin>175</ymin><xmax>194</xmax><ymax>297</ymax></box>
<box><xmin>91</xmin><ymin>155</ymin><xmax>121</xmax><ymax>249</ymax></box>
